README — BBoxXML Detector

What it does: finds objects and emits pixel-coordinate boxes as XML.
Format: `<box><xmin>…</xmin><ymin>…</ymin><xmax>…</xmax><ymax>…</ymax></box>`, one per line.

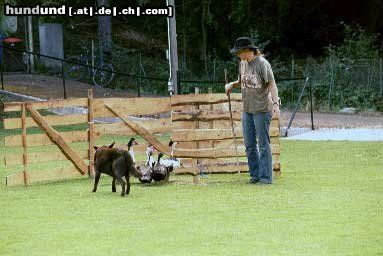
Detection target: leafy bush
<box><xmin>301</xmin><ymin>23</ymin><xmax>381</xmax><ymax>111</ymax></box>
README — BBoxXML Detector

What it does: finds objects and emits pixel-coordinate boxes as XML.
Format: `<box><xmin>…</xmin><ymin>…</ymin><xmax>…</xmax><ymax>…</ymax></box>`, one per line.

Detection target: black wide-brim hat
<box><xmin>230</xmin><ymin>37</ymin><xmax>258</xmax><ymax>54</ymax></box>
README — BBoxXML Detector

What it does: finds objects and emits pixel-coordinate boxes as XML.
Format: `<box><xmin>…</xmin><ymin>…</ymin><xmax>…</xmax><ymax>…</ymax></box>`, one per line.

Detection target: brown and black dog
<box><xmin>92</xmin><ymin>142</ymin><xmax>142</xmax><ymax>196</ymax></box>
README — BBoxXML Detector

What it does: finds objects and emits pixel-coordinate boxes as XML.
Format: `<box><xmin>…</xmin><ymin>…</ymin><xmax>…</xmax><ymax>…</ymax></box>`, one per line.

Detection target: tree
<box><xmin>97</xmin><ymin>0</ymin><xmax>112</xmax><ymax>55</ymax></box>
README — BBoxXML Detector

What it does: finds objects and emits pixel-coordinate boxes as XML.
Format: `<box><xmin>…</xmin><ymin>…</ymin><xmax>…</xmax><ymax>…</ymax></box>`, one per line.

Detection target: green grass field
<box><xmin>0</xmin><ymin>140</ymin><xmax>382</xmax><ymax>256</ymax></box>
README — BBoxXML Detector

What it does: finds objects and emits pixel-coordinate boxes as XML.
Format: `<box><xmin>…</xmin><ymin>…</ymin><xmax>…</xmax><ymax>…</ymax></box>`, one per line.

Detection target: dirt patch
<box><xmin>3</xmin><ymin>73</ymin><xmax>136</xmax><ymax>99</ymax></box>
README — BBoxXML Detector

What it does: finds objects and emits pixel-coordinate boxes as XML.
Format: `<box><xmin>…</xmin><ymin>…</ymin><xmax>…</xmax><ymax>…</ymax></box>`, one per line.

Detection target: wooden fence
<box><xmin>170</xmin><ymin>90</ymin><xmax>281</xmax><ymax>181</ymax></box>
<box><xmin>2</xmin><ymin>89</ymin><xmax>281</xmax><ymax>186</ymax></box>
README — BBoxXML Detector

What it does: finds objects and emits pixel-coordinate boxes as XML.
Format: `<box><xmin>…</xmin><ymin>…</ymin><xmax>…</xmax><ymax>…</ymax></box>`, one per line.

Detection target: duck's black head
<box><xmin>157</xmin><ymin>152</ymin><xmax>164</xmax><ymax>162</ymax></box>
<box><xmin>127</xmin><ymin>138</ymin><xmax>138</xmax><ymax>149</ymax></box>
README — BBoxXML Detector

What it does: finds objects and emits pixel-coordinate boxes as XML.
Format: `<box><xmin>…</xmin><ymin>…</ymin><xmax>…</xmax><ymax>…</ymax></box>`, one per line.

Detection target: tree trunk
<box><xmin>97</xmin><ymin>0</ymin><xmax>112</xmax><ymax>56</ymax></box>
<box><xmin>201</xmin><ymin>0</ymin><xmax>208</xmax><ymax>78</ymax></box>
<box><xmin>27</xmin><ymin>16</ymin><xmax>34</xmax><ymax>72</ymax></box>
<box><xmin>182</xmin><ymin>0</ymin><xmax>187</xmax><ymax>71</ymax></box>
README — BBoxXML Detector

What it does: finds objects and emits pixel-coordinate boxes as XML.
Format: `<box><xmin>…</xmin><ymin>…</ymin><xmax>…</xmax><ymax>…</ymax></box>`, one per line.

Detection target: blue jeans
<box><xmin>242</xmin><ymin>111</ymin><xmax>273</xmax><ymax>183</ymax></box>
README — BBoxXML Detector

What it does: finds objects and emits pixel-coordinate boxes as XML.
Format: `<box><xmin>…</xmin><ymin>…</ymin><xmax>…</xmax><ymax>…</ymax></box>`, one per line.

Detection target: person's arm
<box><xmin>269</xmin><ymin>80</ymin><xmax>280</xmax><ymax>105</ymax></box>
<box><xmin>268</xmin><ymin>80</ymin><xmax>280</xmax><ymax>117</ymax></box>
<box><xmin>232</xmin><ymin>80</ymin><xmax>240</xmax><ymax>88</ymax></box>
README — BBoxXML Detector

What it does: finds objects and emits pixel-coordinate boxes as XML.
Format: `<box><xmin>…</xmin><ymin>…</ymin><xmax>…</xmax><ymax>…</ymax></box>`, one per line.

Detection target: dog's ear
<box><xmin>93</xmin><ymin>146</ymin><xmax>99</xmax><ymax>151</ymax></box>
<box><xmin>108</xmin><ymin>142</ymin><xmax>115</xmax><ymax>148</ymax></box>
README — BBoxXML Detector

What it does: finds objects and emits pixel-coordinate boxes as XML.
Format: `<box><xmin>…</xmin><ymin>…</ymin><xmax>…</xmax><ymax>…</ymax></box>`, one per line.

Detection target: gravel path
<box><xmin>282</xmin><ymin>128</ymin><xmax>383</xmax><ymax>141</ymax></box>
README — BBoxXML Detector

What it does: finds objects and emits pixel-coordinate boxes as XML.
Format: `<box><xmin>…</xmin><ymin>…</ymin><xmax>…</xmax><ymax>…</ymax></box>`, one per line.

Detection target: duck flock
<box><xmin>127</xmin><ymin>138</ymin><xmax>181</xmax><ymax>184</ymax></box>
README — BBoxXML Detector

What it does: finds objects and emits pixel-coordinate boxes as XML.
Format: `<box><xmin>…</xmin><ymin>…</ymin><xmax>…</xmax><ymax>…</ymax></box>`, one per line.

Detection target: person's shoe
<box><xmin>248</xmin><ymin>178</ymin><xmax>259</xmax><ymax>184</ymax></box>
<box><xmin>258</xmin><ymin>179</ymin><xmax>272</xmax><ymax>185</ymax></box>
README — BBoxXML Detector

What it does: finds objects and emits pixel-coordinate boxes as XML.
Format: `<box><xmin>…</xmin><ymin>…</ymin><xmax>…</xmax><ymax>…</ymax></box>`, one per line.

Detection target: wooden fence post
<box><xmin>208</xmin><ymin>87</ymin><xmax>215</xmax><ymax>149</ymax></box>
<box><xmin>21</xmin><ymin>103</ymin><xmax>29</xmax><ymax>186</ymax></box>
<box><xmin>88</xmin><ymin>89</ymin><xmax>95</xmax><ymax>177</ymax></box>
<box><xmin>274</xmin><ymin>115</ymin><xmax>281</xmax><ymax>177</ymax></box>
<box><xmin>193</xmin><ymin>87</ymin><xmax>200</xmax><ymax>184</ymax></box>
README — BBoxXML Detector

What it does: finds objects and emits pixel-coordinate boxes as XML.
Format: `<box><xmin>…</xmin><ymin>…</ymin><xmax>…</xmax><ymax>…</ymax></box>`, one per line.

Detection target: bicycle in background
<box><xmin>64</xmin><ymin>43</ymin><xmax>115</xmax><ymax>88</ymax></box>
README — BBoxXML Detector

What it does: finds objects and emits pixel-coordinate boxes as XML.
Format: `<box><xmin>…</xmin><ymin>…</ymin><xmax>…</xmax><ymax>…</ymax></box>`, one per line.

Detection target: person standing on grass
<box><xmin>225</xmin><ymin>37</ymin><xmax>280</xmax><ymax>184</ymax></box>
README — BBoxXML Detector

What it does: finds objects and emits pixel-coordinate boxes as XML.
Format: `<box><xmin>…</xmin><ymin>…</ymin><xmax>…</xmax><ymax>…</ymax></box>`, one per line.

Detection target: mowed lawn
<box><xmin>0</xmin><ymin>140</ymin><xmax>382</xmax><ymax>256</ymax></box>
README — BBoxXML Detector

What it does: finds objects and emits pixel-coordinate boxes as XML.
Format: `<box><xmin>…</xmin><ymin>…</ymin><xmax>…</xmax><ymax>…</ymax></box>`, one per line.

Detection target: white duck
<box><xmin>127</xmin><ymin>138</ymin><xmax>139</xmax><ymax>164</ymax></box>
<box><xmin>159</xmin><ymin>139</ymin><xmax>181</xmax><ymax>169</ymax></box>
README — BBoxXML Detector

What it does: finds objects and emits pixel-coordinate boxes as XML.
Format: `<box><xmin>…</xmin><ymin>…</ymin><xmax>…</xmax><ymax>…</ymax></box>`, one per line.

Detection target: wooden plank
<box><xmin>177</xmin><ymin>163</ymin><xmax>280</xmax><ymax>174</ymax></box>
<box><xmin>4</xmin><ymin>98</ymin><xmax>88</xmax><ymax>112</ymax></box>
<box><xmin>92</xmin><ymin>143</ymin><xmax>151</xmax><ymax>155</ymax></box>
<box><xmin>181</xmin><ymin>158</ymin><xmax>244</xmax><ymax>166</ymax></box>
<box><xmin>5</xmin><ymin>131</ymin><xmax>88</xmax><ymax>147</ymax></box>
<box><xmin>204</xmin><ymin>164</ymin><xmax>248</xmax><ymax>174</ymax></box>
<box><xmin>172</xmin><ymin>128</ymin><xmax>243</xmax><ymax>142</ymax></box>
<box><xmin>26</xmin><ymin>105</ymin><xmax>88</xmax><ymax>175</ymax></box>
<box><xmin>171</xmin><ymin>127</ymin><xmax>279</xmax><ymax>142</ymax></box>
<box><xmin>272</xmin><ymin>154</ymin><xmax>280</xmax><ymax>163</ymax></box>
<box><xmin>213</xmin><ymin>137</ymin><xmax>280</xmax><ymax>148</ymax></box>
<box><xmin>212</xmin><ymin>140</ymin><xmax>280</xmax><ymax>155</ymax></box>
<box><xmin>21</xmin><ymin>104</ymin><xmax>29</xmax><ymax>186</ymax></box>
<box><xmin>203</xmin><ymin>162</ymin><xmax>280</xmax><ymax>174</ymax></box>
<box><xmin>271</xmin><ymin>146</ymin><xmax>280</xmax><ymax>155</ymax></box>
<box><xmin>215</xmin><ymin>101</ymin><xmax>242</xmax><ymax>112</ymax></box>
<box><xmin>273</xmin><ymin>162</ymin><xmax>281</xmax><ymax>174</ymax></box>
<box><xmin>4</xmin><ymin>114</ymin><xmax>88</xmax><ymax>129</ymax></box>
<box><xmin>170</xmin><ymin>120</ymin><xmax>196</xmax><ymax>130</ymax></box>
<box><xmin>213</xmin><ymin>138</ymin><xmax>243</xmax><ymax>148</ymax></box>
<box><xmin>5</xmin><ymin>150</ymin><xmax>89</xmax><ymax>166</ymax></box>
<box><xmin>173</xmin><ymin>141</ymin><xmax>196</xmax><ymax>150</ymax></box>
<box><xmin>105</xmin><ymin>104</ymin><xmax>171</xmax><ymax>155</ymax></box>
<box><xmin>270</xmin><ymin>136</ymin><xmax>280</xmax><ymax>145</ymax></box>
<box><xmin>208</xmin><ymin>88</ymin><xmax>215</xmax><ymax>150</ymax></box>
<box><xmin>195</xmin><ymin>88</ymin><xmax>201</xmax><ymax>177</ymax></box>
<box><xmin>94</xmin><ymin>118</ymin><xmax>172</xmax><ymax>137</ymax></box>
<box><xmin>174</xmin><ymin>162</ymin><xmax>280</xmax><ymax>176</ymax></box>
<box><xmin>173</xmin><ymin>167</ymin><xmax>199</xmax><ymax>175</ymax></box>
<box><xmin>173</xmin><ymin>146</ymin><xmax>279</xmax><ymax>159</ymax></box>
<box><xmin>174</xmin><ymin>163</ymin><xmax>248</xmax><ymax>175</ymax></box>
<box><xmin>170</xmin><ymin>93</ymin><xmax>242</xmax><ymax>106</ymax></box>
<box><xmin>271</xmin><ymin>118</ymin><xmax>279</xmax><ymax>128</ymax></box>
<box><xmin>273</xmin><ymin>116</ymin><xmax>281</xmax><ymax>175</ymax></box>
<box><xmin>198</xmin><ymin>160</ymin><xmax>248</xmax><ymax>168</ymax></box>
<box><xmin>93</xmin><ymin>97</ymin><xmax>171</xmax><ymax>118</ymax></box>
<box><xmin>213</xmin><ymin>119</ymin><xmax>241</xmax><ymax>129</ymax></box>
<box><xmin>172</xmin><ymin>109</ymin><xmax>241</xmax><ymax>122</ymax></box>
<box><xmin>6</xmin><ymin>166</ymin><xmax>83</xmax><ymax>186</ymax></box>
<box><xmin>88</xmin><ymin>89</ymin><xmax>95</xmax><ymax>177</ymax></box>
